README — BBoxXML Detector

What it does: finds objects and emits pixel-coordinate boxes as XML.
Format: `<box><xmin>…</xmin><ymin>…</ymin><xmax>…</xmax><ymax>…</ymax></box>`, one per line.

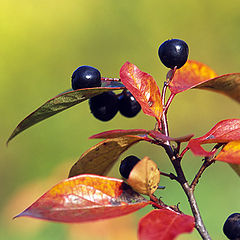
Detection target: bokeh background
<box><xmin>0</xmin><ymin>0</ymin><xmax>239</xmax><ymax>239</ymax></box>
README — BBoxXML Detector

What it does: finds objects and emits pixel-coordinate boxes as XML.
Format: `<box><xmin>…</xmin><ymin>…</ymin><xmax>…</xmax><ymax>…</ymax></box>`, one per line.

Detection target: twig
<box><xmin>190</xmin><ymin>143</ymin><xmax>223</xmax><ymax>191</ymax></box>
<box><xmin>190</xmin><ymin>157</ymin><xmax>215</xmax><ymax>191</ymax></box>
<box><xmin>182</xmin><ymin>183</ymin><xmax>212</xmax><ymax>240</ymax></box>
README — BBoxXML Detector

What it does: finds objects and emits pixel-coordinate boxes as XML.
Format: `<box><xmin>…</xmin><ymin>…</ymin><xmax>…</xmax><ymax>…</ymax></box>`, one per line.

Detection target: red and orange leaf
<box><xmin>187</xmin><ymin>119</ymin><xmax>240</xmax><ymax>156</ymax></box>
<box><xmin>195</xmin><ymin>73</ymin><xmax>240</xmax><ymax>103</ymax></box>
<box><xmin>89</xmin><ymin>129</ymin><xmax>149</xmax><ymax>139</ymax></box>
<box><xmin>169</xmin><ymin>60</ymin><xmax>217</xmax><ymax>94</ymax></box>
<box><xmin>138</xmin><ymin>209</ymin><xmax>195</xmax><ymax>240</ymax></box>
<box><xmin>69</xmin><ymin>135</ymin><xmax>146</xmax><ymax>178</ymax></box>
<box><xmin>120</xmin><ymin>62</ymin><xmax>163</xmax><ymax>121</ymax></box>
<box><xmin>215</xmin><ymin>141</ymin><xmax>240</xmax><ymax>164</ymax></box>
<box><xmin>14</xmin><ymin>174</ymin><xmax>150</xmax><ymax>223</ymax></box>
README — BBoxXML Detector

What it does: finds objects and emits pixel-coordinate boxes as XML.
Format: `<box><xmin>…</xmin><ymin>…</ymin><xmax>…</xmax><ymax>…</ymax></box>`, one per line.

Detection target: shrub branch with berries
<box><xmin>8</xmin><ymin>39</ymin><xmax>240</xmax><ymax>240</ymax></box>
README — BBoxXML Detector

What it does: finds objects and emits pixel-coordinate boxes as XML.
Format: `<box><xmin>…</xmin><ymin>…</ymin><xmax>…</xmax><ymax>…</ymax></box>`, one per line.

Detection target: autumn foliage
<box><xmin>8</xmin><ymin>57</ymin><xmax>240</xmax><ymax>240</ymax></box>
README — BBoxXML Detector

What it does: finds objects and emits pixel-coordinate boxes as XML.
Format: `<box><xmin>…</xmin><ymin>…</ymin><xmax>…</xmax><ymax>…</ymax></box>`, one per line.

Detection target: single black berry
<box><xmin>89</xmin><ymin>91</ymin><xmax>119</xmax><ymax>121</ymax></box>
<box><xmin>223</xmin><ymin>213</ymin><xmax>240</xmax><ymax>239</ymax></box>
<box><xmin>119</xmin><ymin>155</ymin><xmax>140</xmax><ymax>179</ymax></box>
<box><xmin>158</xmin><ymin>39</ymin><xmax>189</xmax><ymax>69</ymax></box>
<box><xmin>71</xmin><ymin>65</ymin><xmax>101</xmax><ymax>90</ymax></box>
<box><xmin>118</xmin><ymin>90</ymin><xmax>141</xmax><ymax>118</ymax></box>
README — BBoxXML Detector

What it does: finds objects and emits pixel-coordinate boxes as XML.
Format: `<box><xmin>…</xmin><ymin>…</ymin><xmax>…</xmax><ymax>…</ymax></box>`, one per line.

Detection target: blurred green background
<box><xmin>0</xmin><ymin>0</ymin><xmax>239</xmax><ymax>239</ymax></box>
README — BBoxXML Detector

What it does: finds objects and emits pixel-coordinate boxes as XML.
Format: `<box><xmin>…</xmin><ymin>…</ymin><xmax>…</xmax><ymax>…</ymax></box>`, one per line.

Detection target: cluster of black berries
<box><xmin>71</xmin><ymin>65</ymin><xmax>141</xmax><ymax>121</ymax></box>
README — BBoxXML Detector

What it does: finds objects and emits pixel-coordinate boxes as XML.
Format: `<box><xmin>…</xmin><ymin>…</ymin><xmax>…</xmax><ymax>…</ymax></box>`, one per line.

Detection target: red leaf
<box><xmin>187</xmin><ymin>119</ymin><xmax>240</xmax><ymax>156</ymax></box>
<box><xmin>14</xmin><ymin>174</ymin><xmax>150</xmax><ymax>223</ymax></box>
<box><xmin>138</xmin><ymin>209</ymin><xmax>195</xmax><ymax>240</ymax></box>
<box><xmin>120</xmin><ymin>62</ymin><xmax>163</xmax><ymax>121</ymax></box>
<box><xmin>169</xmin><ymin>60</ymin><xmax>217</xmax><ymax>94</ymax></box>
<box><xmin>149</xmin><ymin>130</ymin><xmax>194</xmax><ymax>143</ymax></box>
<box><xmin>187</xmin><ymin>140</ymin><xmax>215</xmax><ymax>157</ymax></box>
<box><xmin>89</xmin><ymin>129</ymin><xmax>149</xmax><ymax>139</ymax></box>
<box><xmin>215</xmin><ymin>141</ymin><xmax>240</xmax><ymax>164</ymax></box>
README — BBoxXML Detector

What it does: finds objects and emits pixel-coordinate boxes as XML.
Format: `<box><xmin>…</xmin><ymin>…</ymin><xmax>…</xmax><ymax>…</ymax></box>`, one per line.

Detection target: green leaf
<box><xmin>7</xmin><ymin>87</ymin><xmax>124</xmax><ymax>144</ymax></box>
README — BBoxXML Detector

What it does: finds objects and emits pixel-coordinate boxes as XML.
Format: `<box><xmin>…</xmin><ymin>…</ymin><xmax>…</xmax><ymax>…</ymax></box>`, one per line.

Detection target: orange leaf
<box><xmin>169</xmin><ymin>60</ymin><xmax>217</xmax><ymax>94</ymax></box>
<box><xmin>215</xmin><ymin>141</ymin><xmax>240</xmax><ymax>164</ymax></box>
<box><xmin>120</xmin><ymin>62</ymin><xmax>163</xmax><ymax>121</ymax></box>
<box><xmin>15</xmin><ymin>175</ymin><xmax>150</xmax><ymax>223</ymax></box>
<box><xmin>138</xmin><ymin>209</ymin><xmax>195</xmax><ymax>240</ymax></box>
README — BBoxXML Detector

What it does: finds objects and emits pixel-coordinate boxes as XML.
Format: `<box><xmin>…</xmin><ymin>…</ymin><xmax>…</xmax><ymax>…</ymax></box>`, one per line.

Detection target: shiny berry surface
<box><xmin>223</xmin><ymin>213</ymin><xmax>240</xmax><ymax>239</ymax></box>
<box><xmin>119</xmin><ymin>155</ymin><xmax>140</xmax><ymax>179</ymax></box>
<box><xmin>71</xmin><ymin>65</ymin><xmax>101</xmax><ymax>90</ymax></box>
<box><xmin>118</xmin><ymin>90</ymin><xmax>141</xmax><ymax>118</ymax></box>
<box><xmin>89</xmin><ymin>91</ymin><xmax>118</xmax><ymax>121</ymax></box>
<box><xmin>158</xmin><ymin>39</ymin><xmax>189</xmax><ymax>69</ymax></box>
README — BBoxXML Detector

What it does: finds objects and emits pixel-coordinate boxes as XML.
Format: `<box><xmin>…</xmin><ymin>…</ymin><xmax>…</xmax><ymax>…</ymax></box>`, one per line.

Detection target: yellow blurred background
<box><xmin>0</xmin><ymin>0</ymin><xmax>239</xmax><ymax>239</ymax></box>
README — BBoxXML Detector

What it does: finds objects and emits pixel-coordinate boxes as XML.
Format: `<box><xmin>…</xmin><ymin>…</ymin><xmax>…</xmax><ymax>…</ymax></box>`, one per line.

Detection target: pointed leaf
<box><xmin>7</xmin><ymin>87</ymin><xmax>124</xmax><ymax>144</ymax></box>
<box><xmin>169</xmin><ymin>60</ymin><xmax>217</xmax><ymax>94</ymax></box>
<box><xmin>15</xmin><ymin>174</ymin><xmax>150</xmax><ymax>223</ymax></box>
<box><xmin>69</xmin><ymin>135</ymin><xmax>146</xmax><ymax>178</ymax></box>
<box><xmin>120</xmin><ymin>62</ymin><xmax>163</xmax><ymax>121</ymax></box>
<box><xmin>195</xmin><ymin>73</ymin><xmax>240</xmax><ymax>103</ymax></box>
<box><xmin>89</xmin><ymin>129</ymin><xmax>149</xmax><ymax>139</ymax></box>
<box><xmin>187</xmin><ymin>119</ymin><xmax>240</xmax><ymax>156</ymax></box>
<box><xmin>215</xmin><ymin>141</ymin><xmax>240</xmax><ymax>164</ymax></box>
<box><xmin>138</xmin><ymin>209</ymin><xmax>195</xmax><ymax>240</ymax></box>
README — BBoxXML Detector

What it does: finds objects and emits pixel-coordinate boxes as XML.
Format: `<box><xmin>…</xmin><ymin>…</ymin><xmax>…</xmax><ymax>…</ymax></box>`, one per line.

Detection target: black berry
<box><xmin>89</xmin><ymin>91</ymin><xmax>119</xmax><ymax>121</ymax></box>
<box><xmin>71</xmin><ymin>65</ymin><xmax>101</xmax><ymax>90</ymax></box>
<box><xmin>158</xmin><ymin>39</ymin><xmax>189</xmax><ymax>69</ymax></box>
<box><xmin>223</xmin><ymin>213</ymin><xmax>240</xmax><ymax>239</ymax></box>
<box><xmin>118</xmin><ymin>90</ymin><xmax>141</xmax><ymax>118</ymax></box>
<box><xmin>119</xmin><ymin>155</ymin><xmax>140</xmax><ymax>179</ymax></box>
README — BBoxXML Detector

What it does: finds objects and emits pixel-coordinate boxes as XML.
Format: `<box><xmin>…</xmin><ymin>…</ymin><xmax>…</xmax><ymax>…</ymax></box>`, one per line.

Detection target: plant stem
<box><xmin>182</xmin><ymin>183</ymin><xmax>212</xmax><ymax>240</ymax></box>
<box><xmin>160</xmin><ymin>94</ymin><xmax>211</xmax><ymax>239</ymax></box>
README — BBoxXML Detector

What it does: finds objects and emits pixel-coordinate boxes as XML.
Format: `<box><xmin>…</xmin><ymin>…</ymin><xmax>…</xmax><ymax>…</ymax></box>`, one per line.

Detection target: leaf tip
<box><xmin>13</xmin><ymin>209</ymin><xmax>28</xmax><ymax>220</ymax></box>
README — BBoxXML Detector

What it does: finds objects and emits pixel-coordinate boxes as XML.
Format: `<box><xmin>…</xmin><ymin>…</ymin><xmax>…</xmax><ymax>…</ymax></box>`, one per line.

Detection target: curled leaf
<box><xmin>169</xmin><ymin>60</ymin><xmax>217</xmax><ymax>94</ymax></box>
<box><xmin>138</xmin><ymin>209</ymin><xmax>195</xmax><ymax>240</ymax></box>
<box><xmin>69</xmin><ymin>135</ymin><xmax>146</xmax><ymax>178</ymax></box>
<box><xmin>195</xmin><ymin>73</ymin><xmax>240</xmax><ymax>103</ymax></box>
<box><xmin>7</xmin><ymin>87</ymin><xmax>124</xmax><ymax>144</ymax></box>
<box><xmin>120</xmin><ymin>62</ymin><xmax>163</xmax><ymax>121</ymax></box>
<box><xmin>15</xmin><ymin>174</ymin><xmax>150</xmax><ymax>223</ymax></box>
<box><xmin>215</xmin><ymin>141</ymin><xmax>240</xmax><ymax>164</ymax></box>
<box><xmin>127</xmin><ymin>156</ymin><xmax>160</xmax><ymax>196</ymax></box>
